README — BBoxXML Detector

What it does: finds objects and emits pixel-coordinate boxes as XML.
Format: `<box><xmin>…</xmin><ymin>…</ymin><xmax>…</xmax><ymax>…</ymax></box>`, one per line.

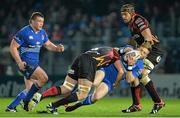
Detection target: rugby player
<box><xmin>64</xmin><ymin>42</ymin><xmax>151</xmax><ymax>112</ymax></box>
<box><xmin>37</xmin><ymin>47</ymin><xmax>123</xmax><ymax>114</ymax></box>
<box><xmin>120</xmin><ymin>3</ymin><xmax>165</xmax><ymax>114</ymax></box>
<box><xmin>6</xmin><ymin>12</ymin><xmax>64</xmax><ymax>112</ymax></box>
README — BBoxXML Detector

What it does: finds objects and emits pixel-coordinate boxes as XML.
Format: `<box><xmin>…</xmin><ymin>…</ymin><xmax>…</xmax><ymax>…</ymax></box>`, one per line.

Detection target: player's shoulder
<box><xmin>20</xmin><ymin>25</ymin><xmax>31</xmax><ymax>31</ymax></box>
<box><xmin>133</xmin><ymin>14</ymin><xmax>148</xmax><ymax>25</ymax></box>
<box><xmin>15</xmin><ymin>25</ymin><xmax>30</xmax><ymax>36</ymax></box>
<box><xmin>39</xmin><ymin>28</ymin><xmax>47</xmax><ymax>34</ymax></box>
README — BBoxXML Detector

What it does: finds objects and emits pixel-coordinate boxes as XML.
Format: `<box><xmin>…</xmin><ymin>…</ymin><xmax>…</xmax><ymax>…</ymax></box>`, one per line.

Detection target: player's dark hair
<box><xmin>121</xmin><ymin>4</ymin><xmax>135</xmax><ymax>14</ymax></box>
<box><xmin>29</xmin><ymin>12</ymin><xmax>44</xmax><ymax>23</ymax></box>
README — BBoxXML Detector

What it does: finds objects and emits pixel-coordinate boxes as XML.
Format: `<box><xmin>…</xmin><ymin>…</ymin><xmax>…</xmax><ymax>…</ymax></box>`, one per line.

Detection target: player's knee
<box><xmin>77</xmin><ymin>85</ymin><xmax>91</xmax><ymax>100</ymax></box>
<box><xmin>60</xmin><ymin>85</ymin><xmax>72</xmax><ymax>94</ymax></box>
<box><xmin>140</xmin><ymin>76</ymin><xmax>151</xmax><ymax>85</ymax></box>
<box><xmin>93</xmin><ymin>83</ymin><xmax>99</xmax><ymax>88</ymax></box>
<box><xmin>93</xmin><ymin>94</ymin><xmax>101</xmax><ymax>102</ymax></box>
<box><xmin>41</xmin><ymin>74</ymin><xmax>48</xmax><ymax>83</ymax></box>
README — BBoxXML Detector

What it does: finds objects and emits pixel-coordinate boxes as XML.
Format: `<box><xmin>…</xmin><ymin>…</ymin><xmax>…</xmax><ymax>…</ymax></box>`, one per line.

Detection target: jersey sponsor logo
<box><xmin>28</xmin><ymin>45</ymin><xmax>35</xmax><ymax>48</ymax></box>
<box><xmin>36</xmin><ymin>42</ymin><xmax>40</xmax><ymax>45</ymax></box>
<box><xmin>29</xmin><ymin>35</ymin><xmax>34</xmax><ymax>40</ymax></box>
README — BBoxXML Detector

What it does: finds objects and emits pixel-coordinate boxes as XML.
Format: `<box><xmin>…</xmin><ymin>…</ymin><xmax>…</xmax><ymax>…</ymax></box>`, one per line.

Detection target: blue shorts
<box><xmin>19</xmin><ymin>59</ymin><xmax>39</xmax><ymax>79</ymax></box>
<box><xmin>99</xmin><ymin>64</ymin><xmax>118</xmax><ymax>91</ymax></box>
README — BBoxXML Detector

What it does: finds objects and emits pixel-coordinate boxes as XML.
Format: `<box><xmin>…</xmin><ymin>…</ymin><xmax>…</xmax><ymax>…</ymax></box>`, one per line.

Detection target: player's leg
<box><xmin>65</xmin><ymin>64</ymin><xmax>119</xmax><ymax>112</ymax></box>
<box><xmin>23</xmin><ymin>66</ymin><xmax>48</xmax><ymax>111</ymax></box>
<box><xmin>41</xmin><ymin>75</ymin><xmax>77</xmax><ymax>100</ymax></box>
<box><xmin>122</xmin><ymin>79</ymin><xmax>142</xmax><ymax>113</ymax></box>
<box><xmin>32</xmin><ymin>55</ymin><xmax>81</xmax><ymax>104</ymax></box>
<box><xmin>65</xmin><ymin>81</ymin><xmax>109</xmax><ymax>112</ymax></box>
<box><xmin>141</xmin><ymin>59</ymin><xmax>165</xmax><ymax>114</ymax></box>
<box><xmin>93</xmin><ymin>70</ymin><xmax>105</xmax><ymax>87</ymax></box>
<box><xmin>47</xmin><ymin>78</ymin><xmax>92</xmax><ymax>114</ymax></box>
<box><xmin>5</xmin><ymin>78</ymin><xmax>33</xmax><ymax>112</ymax></box>
<box><xmin>73</xmin><ymin>70</ymin><xmax>106</xmax><ymax>105</ymax></box>
<box><xmin>30</xmin><ymin>75</ymin><xmax>77</xmax><ymax>111</ymax></box>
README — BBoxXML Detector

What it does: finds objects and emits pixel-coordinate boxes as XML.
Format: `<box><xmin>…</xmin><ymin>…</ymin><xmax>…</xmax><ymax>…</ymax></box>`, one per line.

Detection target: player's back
<box><xmin>85</xmin><ymin>47</ymin><xmax>120</xmax><ymax>67</ymax></box>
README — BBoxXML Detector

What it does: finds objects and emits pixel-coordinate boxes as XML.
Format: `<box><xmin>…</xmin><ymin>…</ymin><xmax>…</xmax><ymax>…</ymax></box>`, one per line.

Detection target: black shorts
<box><xmin>67</xmin><ymin>53</ymin><xmax>97</xmax><ymax>82</ymax></box>
<box><xmin>146</xmin><ymin>43</ymin><xmax>164</xmax><ymax>66</ymax></box>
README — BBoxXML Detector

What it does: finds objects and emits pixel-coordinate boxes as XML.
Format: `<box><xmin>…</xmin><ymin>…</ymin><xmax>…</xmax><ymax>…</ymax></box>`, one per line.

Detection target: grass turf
<box><xmin>0</xmin><ymin>97</ymin><xmax>179</xmax><ymax>117</ymax></box>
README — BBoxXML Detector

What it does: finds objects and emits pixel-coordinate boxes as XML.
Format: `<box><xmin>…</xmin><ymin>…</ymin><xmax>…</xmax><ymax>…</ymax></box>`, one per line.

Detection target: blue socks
<box><xmin>79</xmin><ymin>94</ymin><xmax>94</xmax><ymax>106</ymax></box>
<box><xmin>23</xmin><ymin>83</ymin><xmax>40</xmax><ymax>102</ymax></box>
<box><xmin>8</xmin><ymin>90</ymin><xmax>27</xmax><ymax>109</ymax></box>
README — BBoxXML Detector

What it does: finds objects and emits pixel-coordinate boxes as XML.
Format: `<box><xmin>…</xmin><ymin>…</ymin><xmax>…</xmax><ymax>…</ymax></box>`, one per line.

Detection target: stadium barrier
<box><xmin>0</xmin><ymin>74</ymin><xmax>180</xmax><ymax>98</ymax></box>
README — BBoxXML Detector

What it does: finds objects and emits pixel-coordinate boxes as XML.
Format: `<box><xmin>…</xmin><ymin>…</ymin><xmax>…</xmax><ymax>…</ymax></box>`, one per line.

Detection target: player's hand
<box><xmin>56</xmin><ymin>44</ymin><xmax>64</xmax><ymax>52</ymax></box>
<box><xmin>17</xmin><ymin>61</ymin><xmax>26</xmax><ymax>71</ymax></box>
<box><xmin>113</xmin><ymin>81</ymin><xmax>119</xmax><ymax>88</ymax></box>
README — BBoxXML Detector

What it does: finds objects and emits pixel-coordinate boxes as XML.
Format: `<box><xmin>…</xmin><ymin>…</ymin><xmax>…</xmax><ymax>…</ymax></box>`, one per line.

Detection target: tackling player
<box><xmin>37</xmin><ymin>47</ymin><xmax>123</xmax><ymax>114</ymax></box>
<box><xmin>6</xmin><ymin>12</ymin><xmax>64</xmax><ymax>112</ymax></box>
<box><xmin>64</xmin><ymin>42</ymin><xmax>151</xmax><ymax>113</ymax></box>
<box><xmin>120</xmin><ymin>3</ymin><xmax>165</xmax><ymax>114</ymax></box>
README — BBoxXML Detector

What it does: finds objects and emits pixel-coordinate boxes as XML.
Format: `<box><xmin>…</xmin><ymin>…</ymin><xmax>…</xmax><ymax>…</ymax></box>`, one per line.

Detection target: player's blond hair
<box><xmin>141</xmin><ymin>42</ymin><xmax>152</xmax><ymax>51</ymax></box>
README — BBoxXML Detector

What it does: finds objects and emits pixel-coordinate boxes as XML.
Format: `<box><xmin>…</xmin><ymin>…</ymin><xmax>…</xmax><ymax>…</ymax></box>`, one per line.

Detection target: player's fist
<box><xmin>17</xmin><ymin>61</ymin><xmax>26</xmax><ymax>71</ymax></box>
<box><xmin>56</xmin><ymin>44</ymin><xmax>64</xmax><ymax>52</ymax></box>
<box><xmin>113</xmin><ymin>81</ymin><xmax>120</xmax><ymax>88</ymax></box>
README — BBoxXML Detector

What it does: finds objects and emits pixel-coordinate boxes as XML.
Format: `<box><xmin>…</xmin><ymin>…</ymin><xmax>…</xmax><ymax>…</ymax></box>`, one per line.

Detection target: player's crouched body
<box><xmin>31</xmin><ymin>47</ymin><xmax>122</xmax><ymax>114</ymax></box>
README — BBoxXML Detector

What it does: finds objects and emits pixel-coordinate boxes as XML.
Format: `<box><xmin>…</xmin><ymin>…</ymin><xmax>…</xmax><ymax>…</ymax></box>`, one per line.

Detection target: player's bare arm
<box><xmin>10</xmin><ymin>39</ymin><xmax>26</xmax><ymax>71</ymax></box>
<box><xmin>113</xmin><ymin>60</ymin><xmax>124</xmax><ymax>88</ymax></box>
<box><xmin>125</xmin><ymin>55</ymin><xmax>137</xmax><ymax>83</ymax></box>
<box><xmin>44</xmin><ymin>40</ymin><xmax>64</xmax><ymax>52</ymax></box>
<box><xmin>141</xmin><ymin>28</ymin><xmax>159</xmax><ymax>45</ymax></box>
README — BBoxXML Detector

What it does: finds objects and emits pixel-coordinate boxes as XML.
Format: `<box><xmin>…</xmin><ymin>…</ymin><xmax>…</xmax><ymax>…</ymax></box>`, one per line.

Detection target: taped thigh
<box><xmin>63</xmin><ymin>81</ymin><xmax>75</xmax><ymax>91</ymax></box>
<box><xmin>78</xmin><ymin>84</ymin><xmax>91</xmax><ymax>93</ymax></box>
<box><xmin>143</xmin><ymin>59</ymin><xmax>155</xmax><ymax>74</ymax></box>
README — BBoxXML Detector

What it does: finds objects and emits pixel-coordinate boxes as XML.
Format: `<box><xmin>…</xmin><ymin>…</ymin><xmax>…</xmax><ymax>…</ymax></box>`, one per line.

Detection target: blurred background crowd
<box><xmin>0</xmin><ymin>0</ymin><xmax>180</xmax><ymax>76</ymax></box>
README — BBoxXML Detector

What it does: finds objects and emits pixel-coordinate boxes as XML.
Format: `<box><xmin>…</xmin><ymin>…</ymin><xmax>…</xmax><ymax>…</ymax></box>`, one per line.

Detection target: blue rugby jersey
<box><xmin>14</xmin><ymin>25</ymin><xmax>48</xmax><ymax>65</ymax></box>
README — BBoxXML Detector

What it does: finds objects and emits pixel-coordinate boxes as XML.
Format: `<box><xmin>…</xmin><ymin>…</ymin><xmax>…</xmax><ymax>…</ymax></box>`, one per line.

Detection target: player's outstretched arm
<box><xmin>44</xmin><ymin>40</ymin><xmax>64</xmax><ymax>52</ymax></box>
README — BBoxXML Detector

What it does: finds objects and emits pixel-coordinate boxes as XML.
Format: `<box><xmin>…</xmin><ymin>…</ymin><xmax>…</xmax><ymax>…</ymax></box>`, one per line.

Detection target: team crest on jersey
<box><xmin>29</xmin><ymin>35</ymin><xmax>34</xmax><ymax>40</ymax></box>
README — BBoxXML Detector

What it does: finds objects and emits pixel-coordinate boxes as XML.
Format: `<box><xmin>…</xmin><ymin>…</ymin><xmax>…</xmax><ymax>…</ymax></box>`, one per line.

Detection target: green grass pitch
<box><xmin>0</xmin><ymin>97</ymin><xmax>179</xmax><ymax>117</ymax></box>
